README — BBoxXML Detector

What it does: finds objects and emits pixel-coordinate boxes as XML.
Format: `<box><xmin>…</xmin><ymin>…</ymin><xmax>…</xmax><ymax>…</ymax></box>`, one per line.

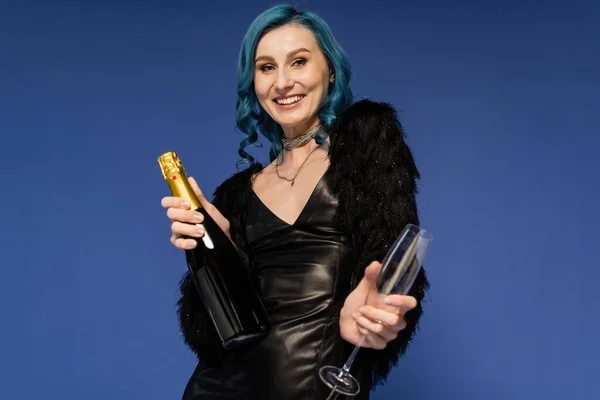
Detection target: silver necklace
<box><xmin>281</xmin><ymin>125</ymin><xmax>323</xmax><ymax>150</ymax></box>
<box><xmin>275</xmin><ymin>145</ymin><xmax>320</xmax><ymax>186</ymax></box>
<box><xmin>275</xmin><ymin>125</ymin><xmax>324</xmax><ymax>186</ymax></box>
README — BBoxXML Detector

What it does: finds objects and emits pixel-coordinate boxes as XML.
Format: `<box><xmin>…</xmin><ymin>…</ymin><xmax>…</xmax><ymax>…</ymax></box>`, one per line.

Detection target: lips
<box><xmin>274</xmin><ymin>95</ymin><xmax>305</xmax><ymax>105</ymax></box>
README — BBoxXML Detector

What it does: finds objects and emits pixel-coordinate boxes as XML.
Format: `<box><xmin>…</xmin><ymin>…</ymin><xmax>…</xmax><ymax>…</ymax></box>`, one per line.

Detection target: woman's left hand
<box><xmin>339</xmin><ymin>261</ymin><xmax>417</xmax><ymax>349</ymax></box>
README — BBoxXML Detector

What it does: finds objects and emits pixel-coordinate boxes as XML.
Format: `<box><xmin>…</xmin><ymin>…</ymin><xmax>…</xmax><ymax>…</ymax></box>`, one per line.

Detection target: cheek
<box><xmin>307</xmin><ymin>79</ymin><xmax>329</xmax><ymax>104</ymax></box>
<box><xmin>321</xmin><ymin>78</ymin><xmax>330</xmax><ymax>97</ymax></box>
<box><xmin>254</xmin><ymin>80</ymin><xmax>270</xmax><ymax>105</ymax></box>
<box><xmin>305</xmin><ymin>70</ymin><xmax>330</xmax><ymax>97</ymax></box>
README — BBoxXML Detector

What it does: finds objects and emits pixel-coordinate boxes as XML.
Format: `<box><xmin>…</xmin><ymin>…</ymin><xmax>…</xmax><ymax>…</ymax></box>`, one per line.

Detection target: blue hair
<box><xmin>235</xmin><ymin>5</ymin><xmax>353</xmax><ymax>166</ymax></box>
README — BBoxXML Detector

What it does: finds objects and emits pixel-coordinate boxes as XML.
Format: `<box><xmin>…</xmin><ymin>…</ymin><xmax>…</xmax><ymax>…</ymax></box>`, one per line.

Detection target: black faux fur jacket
<box><xmin>177</xmin><ymin>99</ymin><xmax>430</xmax><ymax>390</ymax></box>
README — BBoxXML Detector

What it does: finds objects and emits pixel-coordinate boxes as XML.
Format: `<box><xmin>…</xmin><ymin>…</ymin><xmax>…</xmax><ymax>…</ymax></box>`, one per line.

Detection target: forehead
<box><xmin>255</xmin><ymin>24</ymin><xmax>319</xmax><ymax>56</ymax></box>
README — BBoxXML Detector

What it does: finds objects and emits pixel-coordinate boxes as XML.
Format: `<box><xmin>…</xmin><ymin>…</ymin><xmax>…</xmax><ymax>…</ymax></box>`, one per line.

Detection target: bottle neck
<box><xmin>165</xmin><ymin>170</ymin><xmax>202</xmax><ymax>211</ymax></box>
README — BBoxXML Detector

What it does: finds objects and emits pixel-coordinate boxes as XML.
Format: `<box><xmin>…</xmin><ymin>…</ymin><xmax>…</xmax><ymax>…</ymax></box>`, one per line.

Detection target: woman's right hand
<box><xmin>161</xmin><ymin>176</ymin><xmax>231</xmax><ymax>250</ymax></box>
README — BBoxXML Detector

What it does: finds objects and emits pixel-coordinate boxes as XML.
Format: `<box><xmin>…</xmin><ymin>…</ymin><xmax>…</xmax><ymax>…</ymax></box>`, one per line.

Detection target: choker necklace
<box><xmin>275</xmin><ymin>125</ymin><xmax>323</xmax><ymax>186</ymax></box>
<box><xmin>281</xmin><ymin>125</ymin><xmax>323</xmax><ymax>150</ymax></box>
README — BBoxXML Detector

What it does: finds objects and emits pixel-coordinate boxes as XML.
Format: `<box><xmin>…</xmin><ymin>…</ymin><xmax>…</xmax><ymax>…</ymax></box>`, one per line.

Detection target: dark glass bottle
<box><xmin>158</xmin><ymin>151</ymin><xmax>269</xmax><ymax>350</ymax></box>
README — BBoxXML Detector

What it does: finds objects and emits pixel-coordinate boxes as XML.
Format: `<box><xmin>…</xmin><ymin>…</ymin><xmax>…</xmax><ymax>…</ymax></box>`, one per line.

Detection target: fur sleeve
<box><xmin>176</xmin><ymin>164</ymin><xmax>261</xmax><ymax>364</ymax></box>
<box><xmin>329</xmin><ymin>99</ymin><xmax>430</xmax><ymax>387</ymax></box>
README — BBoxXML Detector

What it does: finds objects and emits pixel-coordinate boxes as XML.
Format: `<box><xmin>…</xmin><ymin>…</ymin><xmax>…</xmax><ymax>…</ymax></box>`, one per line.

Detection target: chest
<box><xmin>251</xmin><ymin>157</ymin><xmax>330</xmax><ymax>226</ymax></box>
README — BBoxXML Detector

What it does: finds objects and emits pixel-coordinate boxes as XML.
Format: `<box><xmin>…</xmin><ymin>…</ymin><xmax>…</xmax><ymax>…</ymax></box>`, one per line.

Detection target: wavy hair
<box><xmin>235</xmin><ymin>5</ymin><xmax>353</xmax><ymax>165</ymax></box>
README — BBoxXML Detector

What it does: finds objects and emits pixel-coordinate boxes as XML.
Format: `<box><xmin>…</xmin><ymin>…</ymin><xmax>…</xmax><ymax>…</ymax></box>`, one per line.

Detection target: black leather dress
<box><xmin>182</xmin><ymin>170</ymin><xmax>370</xmax><ymax>399</ymax></box>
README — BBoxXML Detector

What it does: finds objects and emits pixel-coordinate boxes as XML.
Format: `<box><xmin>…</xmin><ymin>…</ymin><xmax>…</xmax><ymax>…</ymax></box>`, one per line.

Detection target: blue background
<box><xmin>1</xmin><ymin>0</ymin><xmax>598</xmax><ymax>399</ymax></box>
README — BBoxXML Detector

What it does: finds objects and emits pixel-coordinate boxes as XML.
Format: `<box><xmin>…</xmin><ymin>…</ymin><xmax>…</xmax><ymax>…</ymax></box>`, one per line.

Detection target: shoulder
<box><xmin>213</xmin><ymin>163</ymin><xmax>262</xmax><ymax>197</ymax></box>
<box><xmin>329</xmin><ymin>98</ymin><xmax>407</xmax><ymax>147</ymax></box>
<box><xmin>211</xmin><ymin>162</ymin><xmax>263</xmax><ymax>214</ymax></box>
<box><xmin>329</xmin><ymin>98</ymin><xmax>413</xmax><ymax>160</ymax></box>
<box><xmin>335</xmin><ymin>99</ymin><xmax>402</xmax><ymax>130</ymax></box>
<box><xmin>327</xmin><ymin>97</ymin><xmax>420</xmax><ymax>195</ymax></box>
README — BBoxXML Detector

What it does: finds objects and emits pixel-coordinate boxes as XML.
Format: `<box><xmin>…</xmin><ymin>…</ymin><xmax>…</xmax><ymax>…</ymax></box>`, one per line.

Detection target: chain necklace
<box><xmin>281</xmin><ymin>125</ymin><xmax>323</xmax><ymax>150</ymax></box>
<box><xmin>275</xmin><ymin>125</ymin><xmax>324</xmax><ymax>186</ymax></box>
<box><xmin>275</xmin><ymin>145</ymin><xmax>320</xmax><ymax>186</ymax></box>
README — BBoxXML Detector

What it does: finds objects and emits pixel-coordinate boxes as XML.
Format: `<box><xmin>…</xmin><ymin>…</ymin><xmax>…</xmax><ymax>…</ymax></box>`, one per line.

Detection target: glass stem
<box><xmin>341</xmin><ymin>336</ymin><xmax>366</xmax><ymax>374</ymax></box>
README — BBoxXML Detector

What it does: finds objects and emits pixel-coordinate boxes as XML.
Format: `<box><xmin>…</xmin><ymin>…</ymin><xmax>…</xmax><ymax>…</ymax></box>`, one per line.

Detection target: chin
<box><xmin>273</xmin><ymin>109</ymin><xmax>317</xmax><ymax>127</ymax></box>
<box><xmin>276</xmin><ymin>115</ymin><xmax>305</xmax><ymax>124</ymax></box>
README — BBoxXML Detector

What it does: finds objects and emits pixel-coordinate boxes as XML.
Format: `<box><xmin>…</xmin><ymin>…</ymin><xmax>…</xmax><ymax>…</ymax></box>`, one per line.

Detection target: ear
<box><xmin>329</xmin><ymin>72</ymin><xmax>335</xmax><ymax>84</ymax></box>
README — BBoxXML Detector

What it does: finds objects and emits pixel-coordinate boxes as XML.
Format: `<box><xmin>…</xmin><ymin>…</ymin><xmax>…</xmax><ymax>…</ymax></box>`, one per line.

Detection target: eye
<box><xmin>292</xmin><ymin>58</ymin><xmax>306</xmax><ymax>67</ymax></box>
<box><xmin>258</xmin><ymin>64</ymin><xmax>275</xmax><ymax>72</ymax></box>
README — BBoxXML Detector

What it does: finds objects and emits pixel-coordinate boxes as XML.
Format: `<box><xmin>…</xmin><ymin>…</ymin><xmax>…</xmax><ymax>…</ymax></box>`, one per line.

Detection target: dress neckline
<box><xmin>250</xmin><ymin>168</ymin><xmax>329</xmax><ymax>227</ymax></box>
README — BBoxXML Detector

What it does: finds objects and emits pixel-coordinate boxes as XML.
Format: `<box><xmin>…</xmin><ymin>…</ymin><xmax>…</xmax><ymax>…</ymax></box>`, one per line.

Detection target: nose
<box><xmin>274</xmin><ymin>69</ymin><xmax>293</xmax><ymax>91</ymax></box>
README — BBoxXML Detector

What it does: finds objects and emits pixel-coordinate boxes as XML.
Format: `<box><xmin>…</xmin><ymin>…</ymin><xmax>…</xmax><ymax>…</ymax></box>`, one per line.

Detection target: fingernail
<box><xmin>359</xmin><ymin>307</ymin><xmax>368</xmax><ymax>314</ymax></box>
<box><xmin>197</xmin><ymin>227</ymin><xmax>205</xmax><ymax>236</ymax></box>
<box><xmin>384</xmin><ymin>297</ymin><xmax>393</xmax><ymax>305</ymax></box>
<box><xmin>194</xmin><ymin>213</ymin><xmax>203</xmax><ymax>222</ymax></box>
<box><xmin>181</xmin><ymin>201</ymin><xmax>190</xmax><ymax>208</ymax></box>
<box><xmin>352</xmin><ymin>312</ymin><xmax>360</xmax><ymax>319</ymax></box>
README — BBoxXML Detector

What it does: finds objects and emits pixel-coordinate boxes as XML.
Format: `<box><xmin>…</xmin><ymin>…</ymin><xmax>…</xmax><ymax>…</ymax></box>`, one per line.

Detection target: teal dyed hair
<box><xmin>235</xmin><ymin>5</ymin><xmax>353</xmax><ymax>165</ymax></box>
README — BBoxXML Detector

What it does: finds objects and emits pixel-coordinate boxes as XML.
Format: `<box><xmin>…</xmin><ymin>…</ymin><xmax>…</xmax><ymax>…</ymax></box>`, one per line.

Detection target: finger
<box><xmin>353</xmin><ymin>312</ymin><xmax>398</xmax><ymax>342</ymax></box>
<box><xmin>172</xmin><ymin>221</ymin><xmax>205</xmax><ymax>238</ymax></box>
<box><xmin>359</xmin><ymin>306</ymin><xmax>401</xmax><ymax>327</ymax></box>
<box><xmin>188</xmin><ymin>177</ymin><xmax>209</xmax><ymax>205</ymax></box>
<box><xmin>363</xmin><ymin>332</ymin><xmax>387</xmax><ymax>350</ymax></box>
<box><xmin>167</xmin><ymin>208</ymin><xmax>204</xmax><ymax>224</ymax></box>
<box><xmin>173</xmin><ymin>236</ymin><xmax>197</xmax><ymax>250</ymax></box>
<box><xmin>383</xmin><ymin>295</ymin><xmax>418</xmax><ymax>311</ymax></box>
<box><xmin>161</xmin><ymin>196</ymin><xmax>192</xmax><ymax>210</ymax></box>
<box><xmin>355</xmin><ymin>261</ymin><xmax>382</xmax><ymax>292</ymax></box>
<box><xmin>355</xmin><ymin>325</ymin><xmax>386</xmax><ymax>350</ymax></box>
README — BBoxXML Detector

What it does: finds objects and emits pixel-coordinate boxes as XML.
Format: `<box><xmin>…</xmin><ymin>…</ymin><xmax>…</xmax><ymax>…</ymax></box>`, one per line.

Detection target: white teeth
<box><xmin>276</xmin><ymin>95</ymin><xmax>304</xmax><ymax>105</ymax></box>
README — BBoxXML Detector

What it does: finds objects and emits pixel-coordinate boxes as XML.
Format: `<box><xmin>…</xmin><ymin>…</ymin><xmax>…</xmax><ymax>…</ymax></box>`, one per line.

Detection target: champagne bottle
<box><xmin>158</xmin><ymin>151</ymin><xmax>269</xmax><ymax>350</ymax></box>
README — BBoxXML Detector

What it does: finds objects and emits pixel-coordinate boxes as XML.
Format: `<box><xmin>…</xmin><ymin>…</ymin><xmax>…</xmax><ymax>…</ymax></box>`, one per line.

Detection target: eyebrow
<box><xmin>255</xmin><ymin>47</ymin><xmax>311</xmax><ymax>63</ymax></box>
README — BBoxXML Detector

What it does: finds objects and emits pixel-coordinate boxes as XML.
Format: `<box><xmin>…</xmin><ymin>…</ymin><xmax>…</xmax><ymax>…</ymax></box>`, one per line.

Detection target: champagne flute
<box><xmin>319</xmin><ymin>224</ymin><xmax>433</xmax><ymax>397</ymax></box>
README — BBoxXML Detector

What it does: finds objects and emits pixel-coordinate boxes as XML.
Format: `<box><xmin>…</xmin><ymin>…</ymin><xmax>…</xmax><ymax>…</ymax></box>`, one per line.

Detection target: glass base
<box><xmin>319</xmin><ymin>365</ymin><xmax>360</xmax><ymax>397</ymax></box>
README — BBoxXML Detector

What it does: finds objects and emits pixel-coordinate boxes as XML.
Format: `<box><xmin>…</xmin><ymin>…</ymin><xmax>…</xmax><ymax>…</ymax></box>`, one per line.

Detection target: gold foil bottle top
<box><xmin>157</xmin><ymin>151</ymin><xmax>201</xmax><ymax>210</ymax></box>
<box><xmin>158</xmin><ymin>151</ymin><xmax>186</xmax><ymax>180</ymax></box>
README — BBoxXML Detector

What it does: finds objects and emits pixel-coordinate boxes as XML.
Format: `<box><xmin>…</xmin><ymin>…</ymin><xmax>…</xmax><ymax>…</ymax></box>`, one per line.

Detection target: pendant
<box><xmin>291</xmin><ymin>180</ymin><xmax>295</xmax><ymax>187</ymax></box>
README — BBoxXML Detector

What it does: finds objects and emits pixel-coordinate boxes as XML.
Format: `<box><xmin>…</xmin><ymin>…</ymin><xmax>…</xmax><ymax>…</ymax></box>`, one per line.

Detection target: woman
<box><xmin>161</xmin><ymin>5</ymin><xmax>429</xmax><ymax>399</ymax></box>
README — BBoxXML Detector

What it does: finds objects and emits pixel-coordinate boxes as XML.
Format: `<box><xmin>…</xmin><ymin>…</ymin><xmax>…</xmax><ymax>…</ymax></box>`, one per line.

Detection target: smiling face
<box><xmin>254</xmin><ymin>23</ymin><xmax>334</xmax><ymax>138</ymax></box>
